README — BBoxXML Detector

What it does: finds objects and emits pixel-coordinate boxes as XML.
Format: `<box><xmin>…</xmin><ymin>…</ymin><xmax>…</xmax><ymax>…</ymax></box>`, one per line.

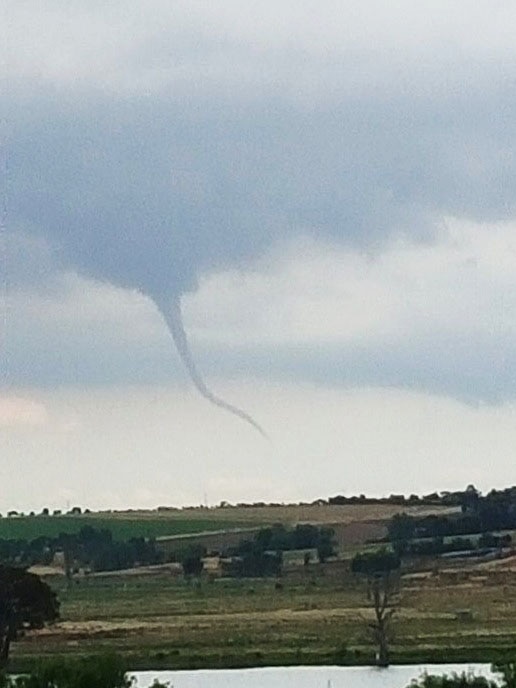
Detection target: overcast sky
<box><xmin>2</xmin><ymin>1</ymin><xmax>516</xmax><ymax>511</ymax></box>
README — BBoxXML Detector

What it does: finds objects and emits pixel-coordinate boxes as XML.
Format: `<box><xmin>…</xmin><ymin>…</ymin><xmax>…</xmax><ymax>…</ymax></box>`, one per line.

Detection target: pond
<box><xmin>133</xmin><ymin>664</ymin><xmax>498</xmax><ymax>688</ymax></box>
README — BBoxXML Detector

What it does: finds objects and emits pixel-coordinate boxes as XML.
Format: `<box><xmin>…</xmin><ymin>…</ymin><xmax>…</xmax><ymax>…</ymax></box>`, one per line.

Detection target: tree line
<box><xmin>180</xmin><ymin>523</ymin><xmax>337</xmax><ymax>579</ymax></box>
<box><xmin>387</xmin><ymin>485</ymin><xmax>516</xmax><ymax>555</ymax></box>
<box><xmin>0</xmin><ymin>526</ymin><xmax>164</xmax><ymax>574</ymax></box>
<box><xmin>224</xmin><ymin>523</ymin><xmax>336</xmax><ymax>576</ymax></box>
<box><xmin>0</xmin><ymin>522</ymin><xmax>337</xmax><ymax>579</ymax></box>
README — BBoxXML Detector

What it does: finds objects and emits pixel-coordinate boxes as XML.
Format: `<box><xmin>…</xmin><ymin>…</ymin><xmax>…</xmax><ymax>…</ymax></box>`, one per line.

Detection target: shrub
<box><xmin>0</xmin><ymin>654</ymin><xmax>164</xmax><ymax>688</ymax></box>
<box><xmin>407</xmin><ymin>671</ymin><xmax>497</xmax><ymax>688</ymax></box>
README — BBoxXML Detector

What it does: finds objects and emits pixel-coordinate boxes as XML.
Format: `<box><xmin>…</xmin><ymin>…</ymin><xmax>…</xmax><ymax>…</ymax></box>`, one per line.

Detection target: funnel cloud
<box><xmin>154</xmin><ymin>294</ymin><xmax>268</xmax><ymax>438</ymax></box>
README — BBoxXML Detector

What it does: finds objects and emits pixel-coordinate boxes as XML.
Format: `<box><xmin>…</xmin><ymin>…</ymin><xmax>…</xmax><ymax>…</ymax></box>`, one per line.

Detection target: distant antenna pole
<box><xmin>203</xmin><ymin>491</ymin><xmax>208</xmax><ymax>508</ymax></box>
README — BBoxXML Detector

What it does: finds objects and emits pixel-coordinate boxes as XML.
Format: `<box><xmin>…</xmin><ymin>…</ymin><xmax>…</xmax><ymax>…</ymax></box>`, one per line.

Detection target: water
<box><xmin>132</xmin><ymin>664</ymin><xmax>498</xmax><ymax>688</ymax></box>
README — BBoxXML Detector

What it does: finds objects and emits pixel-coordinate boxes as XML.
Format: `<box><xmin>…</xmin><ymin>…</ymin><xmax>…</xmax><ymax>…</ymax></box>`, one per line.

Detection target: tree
<box><xmin>493</xmin><ymin>662</ymin><xmax>516</xmax><ymax>688</ymax></box>
<box><xmin>368</xmin><ymin>571</ymin><xmax>398</xmax><ymax>667</ymax></box>
<box><xmin>56</xmin><ymin>533</ymin><xmax>77</xmax><ymax>584</ymax></box>
<box><xmin>316</xmin><ymin>527</ymin><xmax>336</xmax><ymax>563</ymax></box>
<box><xmin>351</xmin><ymin>548</ymin><xmax>400</xmax><ymax>577</ymax></box>
<box><xmin>225</xmin><ymin>545</ymin><xmax>282</xmax><ymax>578</ymax></box>
<box><xmin>408</xmin><ymin>662</ymin><xmax>516</xmax><ymax>688</ymax></box>
<box><xmin>351</xmin><ymin>548</ymin><xmax>400</xmax><ymax>667</ymax></box>
<box><xmin>0</xmin><ymin>653</ymin><xmax>171</xmax><ymax>687</ymax></box>
<box><xmin>461</xmin><ymin>484</ymin><xmax>481</xmax><ymax>515</ymax></box>
<box><xmin>406</xmin><ymin>671</ymin><xmax>496</xmax><ymax>687</ymax></box>
<box><xmin>0</xmin><ymin>566</ymin><xmax>59</xmax><ymax>667</ymax></box>
<box><xmin>181</xmin><ymin>545</ymin><xmax>205</xmax><ymax>580</ymax></box>
<box><xmin>388</xmin><ymin>513</ymin><xmax>416</xmax><ymax>554</ymax></box>
<box><xmin>6</xmin><ymin>654</ymin><xmax>131</xmax><ymax>688</ymax></box>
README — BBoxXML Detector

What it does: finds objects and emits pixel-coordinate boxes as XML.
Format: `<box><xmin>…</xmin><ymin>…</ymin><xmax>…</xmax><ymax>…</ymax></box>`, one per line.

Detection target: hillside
<box><xmin>0</xmin><ymin>502</ymin><xmax>455</xmax><ymax>542</ymax></box>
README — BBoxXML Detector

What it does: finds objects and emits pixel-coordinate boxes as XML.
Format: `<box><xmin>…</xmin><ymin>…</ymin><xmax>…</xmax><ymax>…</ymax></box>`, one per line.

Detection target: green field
<box><xmin>0</xmin><ymin>515</ymin><xmax>248</xmax><ymax>541</ymax></box>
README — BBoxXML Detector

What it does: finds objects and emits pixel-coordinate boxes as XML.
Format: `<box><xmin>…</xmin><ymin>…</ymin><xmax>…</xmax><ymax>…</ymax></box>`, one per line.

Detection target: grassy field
<box><xmin>4</xmin><ymin>502</ymin><xmax>486</xmax><ymax>671</ymax></box>
<box><xmin>0</xmin><ymin>502</ymin><xmax>452</xmax><ymax>542</ymax></box>
<box><xmin>0</xmin><ymin>515</ymin><xmax>249</xmax><ymax>541</ymax></box>
<box><xmin>10</xmin><ymin>564</ymin><xmax>516</xmax><ymax>671</ymax></box>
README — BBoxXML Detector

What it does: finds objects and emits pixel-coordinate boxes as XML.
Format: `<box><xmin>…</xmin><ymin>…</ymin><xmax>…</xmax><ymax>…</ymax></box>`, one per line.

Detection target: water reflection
<box><xmin>133</xmin><ymin>664</ymin><xmax>497</xmax><ymax>688</ymax></box>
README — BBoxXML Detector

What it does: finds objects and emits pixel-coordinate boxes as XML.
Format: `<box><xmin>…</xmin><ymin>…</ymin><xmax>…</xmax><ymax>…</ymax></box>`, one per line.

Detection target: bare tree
<box><xmin>368</xmin><ymin>571</ymin><xmax>398</xmax><ymax>667</ymax></box>
<box><xmin>351</xmin><ymin>549</ymin><xmax>400</xmax><ymax>666</ymax></box>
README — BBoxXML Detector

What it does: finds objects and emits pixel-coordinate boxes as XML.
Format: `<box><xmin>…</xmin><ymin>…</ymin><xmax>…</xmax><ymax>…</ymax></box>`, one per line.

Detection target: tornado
<box><xmin>153</xmin><ymin>295</ymin><xmax>268</xmax><ymax>439</ymax></box>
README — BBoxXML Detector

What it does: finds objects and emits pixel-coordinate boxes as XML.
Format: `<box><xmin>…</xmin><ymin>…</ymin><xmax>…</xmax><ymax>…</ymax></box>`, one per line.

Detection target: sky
<box><xmin>2</xmin><ymin>1</ymin><xmax>516</xmax><ymax>511</ymax></box>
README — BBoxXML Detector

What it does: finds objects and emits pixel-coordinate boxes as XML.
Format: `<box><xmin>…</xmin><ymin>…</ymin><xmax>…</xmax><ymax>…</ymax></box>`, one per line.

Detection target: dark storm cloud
<box><xmin>8</xmin><ymin>84</ymin><xmax>516</xmax><ymax>301</ymax></box>
<box><xmin>5</xmin><ymin>0</ymin><xmax>516</xmax><ymax>404</ymax></box>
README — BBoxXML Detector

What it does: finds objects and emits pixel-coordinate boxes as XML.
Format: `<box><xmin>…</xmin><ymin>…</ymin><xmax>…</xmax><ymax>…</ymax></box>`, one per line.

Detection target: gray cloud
<box><xmin>8</xmin><ymin>322</ymin><xmax>516</xmax><ymax>405</ymax></box>
<box><xmin>9</xmin><ymin>86</ymin><xmax>516</xmax><ymax>297</ymax></box>
<box><xmin>4</xmin><ymin>1</ymin><xmax>516</xmax><ymax>403</ymax></box>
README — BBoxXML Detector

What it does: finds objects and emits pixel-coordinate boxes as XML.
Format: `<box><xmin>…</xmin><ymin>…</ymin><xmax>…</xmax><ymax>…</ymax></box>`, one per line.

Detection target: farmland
<box><xmin>2</xmin><ymin>498</ymin><xmax>516</xmax><ymax>668</ymax></box>
<box><xmin>11</xmin><ymin>561</ymin><xmax>516</xmax><ymax>671</ymax></box>
<box><xmin>0</xmin><ymin>514</ymin><xmax>248</xmax><ymax>541</ymax></box>
<box><xmin>0</xmin><ymin>501</ymin><xmax>450</xmax><ymax>542</ymax></box>
<box><xmin>7</xmin><ymin>499</ymin><xmax>512</xmax><ymax>672</ymax></box>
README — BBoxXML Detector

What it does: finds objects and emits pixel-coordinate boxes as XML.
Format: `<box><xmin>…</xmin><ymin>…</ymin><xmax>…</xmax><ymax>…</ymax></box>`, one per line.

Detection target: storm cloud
<box><xmin>5</xmin><ymin>2</ymin><xmax>516</xmax><ymax>507</ymax></box>
<box><xmin>3</xmin><ymin>0</ymin><xmax>516</xmax><ymax>402</ymax></box>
